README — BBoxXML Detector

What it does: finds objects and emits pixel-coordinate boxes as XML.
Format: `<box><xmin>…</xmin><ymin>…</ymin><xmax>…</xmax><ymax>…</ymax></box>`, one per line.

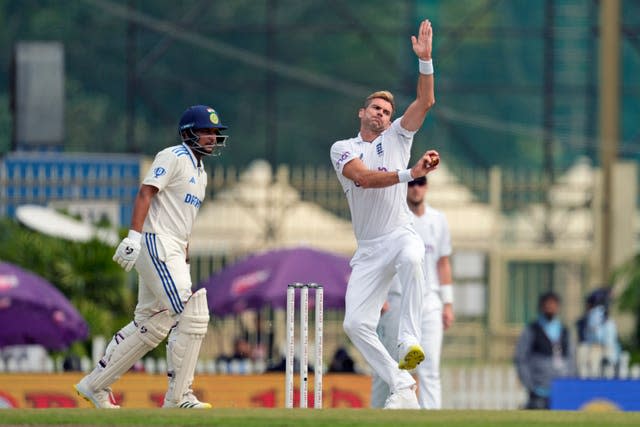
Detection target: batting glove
<box><xmin>113</xmin><ymin>230</ymin><xmax>142</xmax><ymax>272</ymax></box>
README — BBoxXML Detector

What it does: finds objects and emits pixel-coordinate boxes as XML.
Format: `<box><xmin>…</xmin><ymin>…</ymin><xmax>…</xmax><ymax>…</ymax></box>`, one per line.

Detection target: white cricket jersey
<box><xmin>388</xmin><ymin>204</ymin><xmax>452</xmax><ymax>296</ymax></box>
<box><xmin>141</xmin><ymin>143</ymin><xmax>207</xmax><ymax>248</ymax></box>
<box><xmin>330</xmin><ymin>118</ymin><xmax>416</xmax><ymax>241</ymax></box>
<box><xmin>412</xmin><ymin>204</ymin><xmax>452</xmax><ymax>292</ymax></box>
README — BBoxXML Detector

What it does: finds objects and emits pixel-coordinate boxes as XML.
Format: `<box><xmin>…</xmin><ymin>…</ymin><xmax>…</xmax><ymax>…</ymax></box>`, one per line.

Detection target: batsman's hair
<box><xmin>364</xmin><ymin>90</ymin><xmax>395</xmax><ymax>114</ymax></box>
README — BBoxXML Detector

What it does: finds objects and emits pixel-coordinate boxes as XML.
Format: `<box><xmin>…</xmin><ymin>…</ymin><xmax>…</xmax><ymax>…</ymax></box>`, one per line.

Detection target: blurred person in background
<box><xmin>576</xmin><ymin>287</ymin><xmax>621</xmax><ymax>375</ymax></box>
<box><xmin>329</xmin><ymin>19</ymin><xmax>440</xmax><ymax>409</ymax></box>
<box><xmin>514</xmin><ymin>291</ymin><xmax>575</xmax><ymax>409</ymax></box>
<box><xmin>218</xmin><ymin>337</ymin><xmax>252</xmax><ymax>364</ymax></box>
<box><xmin>75</xmin><ymin>105</ymin><xmax>228</xmax><ymax>409</ymax></box>
<box><xmin>328</xmin><ymin>346</ymin><xmax>356</xmax><ymax>373</ymax></box>
<box><xmin>371</xmin><ymin>176</ymin><xmax>454</xmax><ymax>409</ymax></box>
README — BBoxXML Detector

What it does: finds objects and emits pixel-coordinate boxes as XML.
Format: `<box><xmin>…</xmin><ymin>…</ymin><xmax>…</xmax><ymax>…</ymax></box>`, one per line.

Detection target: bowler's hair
<box><xmin>364</xmin><ymin>91</ymin><xmax>395</xmax><ymax>114</ymax></box>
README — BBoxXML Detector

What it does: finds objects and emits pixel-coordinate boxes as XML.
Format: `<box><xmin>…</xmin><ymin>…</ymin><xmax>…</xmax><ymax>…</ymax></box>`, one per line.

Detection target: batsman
<box><xmin>75</xmin><ymin>105</ymin><xmax>229</xmax><ymax>409</ymax></box>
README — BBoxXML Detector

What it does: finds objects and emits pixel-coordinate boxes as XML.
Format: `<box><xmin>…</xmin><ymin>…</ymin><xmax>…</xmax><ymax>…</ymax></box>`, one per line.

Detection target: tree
<box><xmin>612</xmin><ymin>253</ymin><xmax>640</xmax><ymax>356</ymax></box>
<box><xmin>0</xmin><ymin>218</ymin><xmax>133</xmax><ymax>356</ymax></box>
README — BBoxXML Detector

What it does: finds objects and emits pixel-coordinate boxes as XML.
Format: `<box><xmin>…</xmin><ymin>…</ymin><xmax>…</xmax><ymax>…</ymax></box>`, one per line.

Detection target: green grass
<box><xmin>1</xmin><ymin>409</ymin><xmax>639</xmax><ymax>427</ymax></box>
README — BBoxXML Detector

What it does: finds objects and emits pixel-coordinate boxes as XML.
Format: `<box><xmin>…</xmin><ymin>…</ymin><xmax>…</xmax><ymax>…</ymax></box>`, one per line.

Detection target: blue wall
<box><xmin>551</xmin><ymin>379</ymin><xmax>640</xmax><ymax>411</ymax></box>
<box><xmin>0</xmin><ymin>152</ymin><xmax>141</xmax><ymax>226</ymax></box>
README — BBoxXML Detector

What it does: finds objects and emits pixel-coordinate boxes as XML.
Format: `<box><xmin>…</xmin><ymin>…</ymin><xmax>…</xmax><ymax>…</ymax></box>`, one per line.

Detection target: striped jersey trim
<box><xmin>144</xmin><ymin>233</ymin><xmax>184</xmax><ymax>313</ymax></box>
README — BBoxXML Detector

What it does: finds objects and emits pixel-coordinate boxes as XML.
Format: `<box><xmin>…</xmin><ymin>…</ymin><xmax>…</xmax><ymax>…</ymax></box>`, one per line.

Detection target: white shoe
<box><xmin>398</xmin><ymin>343</ymin><xmax>425</xmax><ymax>370</ymax></box>
<box><xmin>163</xmin><ymin>390</ymin><xmax>212</xmax><ymax>409</ymax></box>
<box><xmin>75</xmin><ymin>376</ymin><xmax>120</xmax><ymax>409</ymax></box>
<box><xmin>383</xmin><ymin>385</ymin><xmax>420</xmax><ymax>409</ymax></box>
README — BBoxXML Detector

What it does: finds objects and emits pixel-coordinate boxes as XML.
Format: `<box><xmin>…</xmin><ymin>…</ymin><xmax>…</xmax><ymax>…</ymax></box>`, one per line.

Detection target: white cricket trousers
<box><xmin>343</xmin><ymin>225</ymin><xmax>426</xmax><ymax>394</ymax></box>
<box><xmin>134</xmin><ymin>232</ymin><xmax>192</xmax><ymax>321</ymax></box>
<box><xmin>371</xmin><ymin>290</ymin><xmax>443</xmax><ymax>408</ymax></box>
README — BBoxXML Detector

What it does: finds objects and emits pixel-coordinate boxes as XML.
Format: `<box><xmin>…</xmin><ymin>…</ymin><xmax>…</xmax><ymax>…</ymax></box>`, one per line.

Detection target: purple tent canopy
<box><xmin>198</xmin><ymin>247</ymin><xmax>352</xmax><ymax>316</ymax></box>
<box><xmin>0</xmin><ymin>261</ymin><xmax>88</xmax><ymax>350</ymax></box>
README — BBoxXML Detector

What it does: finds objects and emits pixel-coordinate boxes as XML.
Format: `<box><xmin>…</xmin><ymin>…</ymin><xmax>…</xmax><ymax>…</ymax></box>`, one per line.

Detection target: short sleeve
<box><xmin>389</xmin><ymin>117</ymin><xmax>417</xmax><ymax>141</ymax></box>
<box><xmin>142</xmin><ymin>150</ymin><xmax>178</xmax><ymax>191</ymax></box>
<box><xmin>330</xmin><ymin>140</ymin><xmax>357</xmax><ymax>175</ymax></box>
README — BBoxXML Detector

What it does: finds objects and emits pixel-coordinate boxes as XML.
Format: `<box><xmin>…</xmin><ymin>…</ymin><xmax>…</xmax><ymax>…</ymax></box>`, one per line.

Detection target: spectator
<box><xmin>576</xmin><ymin>287</ymin><xmax>621</xmax><ymax>374</ymax></box>
<box><xmin>514</xmin><ymin>291</ymin><xmax>575</xmax><ymax>409</ymax></box>
<box><xmin>328</xmin><ymin>347</ymin><xmax>356</xmax><ymax>373</ymax></box>
<box><xmin>63</xmin><ymin>353</ymin><xmax>82</xmax><ymax>372</ymax></box>
<box><xmin>218</xmin><ymin>337</ymin><xmax>253</xmax><ymax>363</ymax></box>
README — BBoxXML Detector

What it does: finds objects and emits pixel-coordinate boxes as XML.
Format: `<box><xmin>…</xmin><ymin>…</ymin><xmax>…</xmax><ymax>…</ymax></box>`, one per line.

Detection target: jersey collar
<box><xmin>181</xmin><ymin>142</ymin><xmax>201</xmax><ymax>170</ymax></box>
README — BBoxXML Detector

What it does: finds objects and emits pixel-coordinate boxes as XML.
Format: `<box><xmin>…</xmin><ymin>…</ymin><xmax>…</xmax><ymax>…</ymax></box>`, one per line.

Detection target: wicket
<box><xmin>285</xmin><ymin>282</ymin><xmax>324</xmax><ymax>408</ymax></box>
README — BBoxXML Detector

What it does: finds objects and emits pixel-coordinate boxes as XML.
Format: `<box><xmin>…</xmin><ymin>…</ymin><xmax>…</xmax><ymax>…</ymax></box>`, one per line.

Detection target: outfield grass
<box><xmin>1</xmin><ymin>408</ymin><xmax>639</xmax><ymax>427</ymax></box>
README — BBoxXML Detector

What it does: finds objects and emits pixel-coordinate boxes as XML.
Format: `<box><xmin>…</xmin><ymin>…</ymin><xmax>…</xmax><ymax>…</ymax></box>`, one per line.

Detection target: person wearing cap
<box><xmin>330</xmin><ymin>19</ymin><xmax>440</xmax><ymax>409</ymax></box>
<box><xmin>371</xmin><ymin>176</ymin><xmax>454</xmax><ymax>409</ymax></box>
<box><xmin>75</xmin><ymin>105</ymin><xmax>229</xmax><ymax>409</ymax></box>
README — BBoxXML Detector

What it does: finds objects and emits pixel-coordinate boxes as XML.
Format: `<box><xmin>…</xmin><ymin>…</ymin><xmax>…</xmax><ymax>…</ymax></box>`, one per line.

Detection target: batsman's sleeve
<box><xmin>142</xmin><ymin>149</ymin><xmax>179</xmax><ymax>192</ymax></box>
<box><xmin>330</xmin><ymin>140</ymin><xmax>356</xmax><ymax>175</ymax></box>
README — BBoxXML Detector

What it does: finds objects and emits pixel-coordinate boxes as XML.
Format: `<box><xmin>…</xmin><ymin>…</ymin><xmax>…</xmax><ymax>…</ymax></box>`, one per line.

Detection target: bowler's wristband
<box><xmin>419</xmin><ymin>59</ymin><xmax>434</xmax><ymax>75</ymax></box>
<box><xmin>398</xmin><ymin>169</ymin><xmax>413</xmax><ymax>183</ymax></box>
<box><xmin>440</xmin><ymin>284</ymin><xmax>454</xmax><ymax>304</ymax></box>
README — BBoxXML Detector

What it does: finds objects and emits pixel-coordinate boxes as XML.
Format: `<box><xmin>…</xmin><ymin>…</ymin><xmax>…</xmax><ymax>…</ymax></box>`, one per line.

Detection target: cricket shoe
<box><xmin>383</xmin><ymin>385</ymin><xmax>420</xmax><ymax>409</ymax></box>
<box><xmin>74</xmin><ymin>377</ymin><xmax>120</xmax><ymax>408</ymax></box>
<box><xmin>397</xmin><ymin>343</ymin><xmax>425</xmax><ymax>370</ymax></box>
<box><xmin>163</xmin><ymin>390</ymin><xmax>212</xmax><ymax>409</ymax></box>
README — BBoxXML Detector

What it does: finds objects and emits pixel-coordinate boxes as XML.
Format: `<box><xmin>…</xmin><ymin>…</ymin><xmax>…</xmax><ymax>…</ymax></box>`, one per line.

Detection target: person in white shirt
<box><xmin>330</xmin><ymin>19</ymin><xmax>439</xmax><ymax>409</ymax></box>
<box><xmin>75</xmin><ymin>105</ymin><xmax>228</xmax><ymax>409</ymax></box>
<box><xmin>371</xmin><ymin>176</ymin><xmax>454</xmax><ymax>409</ymax></box>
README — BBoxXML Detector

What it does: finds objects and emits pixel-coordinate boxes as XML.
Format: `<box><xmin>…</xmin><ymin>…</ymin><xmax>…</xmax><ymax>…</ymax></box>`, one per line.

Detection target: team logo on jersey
<box><xmin>184</xmin><ymin>193</ymin><xmax>202</xmax><ymax>208</ymax></box>
<box><xmin>189</xmin><ymin>177</ymin><xmax>196</xmax><ymax>184</ymax></box>
<box><xmin>376</xmin><ymin>142</ymin><xmax>384</xmax><ymax>156</ymax></box>
<box><xmin>335</xmin><ymin>151</ymin><xmax>351</xmax><ymax>168</ymax></box>
<box><xmin>153</xmin><ymin>167</ymin><xmax>167</xmax><ymax>178</ymax></box>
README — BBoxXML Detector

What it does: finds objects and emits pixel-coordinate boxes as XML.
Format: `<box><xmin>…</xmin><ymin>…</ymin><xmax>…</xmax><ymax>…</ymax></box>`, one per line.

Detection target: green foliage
<box><xmin>3</xmin><ymin>1</ymin><xmax>634</xmax><ymax>171</ymax></box>
<box><xmin>612</xmin><ymin>253</ymin><xmax>640</xmax><ymax>352</ymax></box>
<box><xmin>0</xmin><ymin>218</ymin><xmax>133</xmax><ymax>355</ymax></box>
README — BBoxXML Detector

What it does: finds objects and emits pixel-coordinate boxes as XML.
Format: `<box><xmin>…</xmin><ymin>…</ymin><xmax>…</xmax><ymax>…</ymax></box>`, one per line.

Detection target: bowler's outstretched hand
<box><xmin>411</xmin><ymin>19</ymin><xmax>433</xmax><ymax>60</ymax></box>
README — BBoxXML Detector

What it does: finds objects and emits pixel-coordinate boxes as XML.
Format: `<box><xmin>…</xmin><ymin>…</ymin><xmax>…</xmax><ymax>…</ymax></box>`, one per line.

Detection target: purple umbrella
<box><xmin>198</xmin><ymin>246</ymin><xmax>352</xmax><ymax>315</ymax></box>
<box><xmin>0</xmin><ymin>262</ymin><xmax>88</xmax><ymax>350</ymax></box>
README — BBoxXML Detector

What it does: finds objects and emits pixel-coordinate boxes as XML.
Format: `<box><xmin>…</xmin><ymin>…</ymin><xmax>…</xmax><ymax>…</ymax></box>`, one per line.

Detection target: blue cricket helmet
<box><xmin>178</xmin><ymin>105</ymin><xmax>228</xmax><ymax>157</ymax></box>
<box><xmin>178</xmin><ymin>105</ymin><xmax>228</xmax><ymax>132</ymax></box>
